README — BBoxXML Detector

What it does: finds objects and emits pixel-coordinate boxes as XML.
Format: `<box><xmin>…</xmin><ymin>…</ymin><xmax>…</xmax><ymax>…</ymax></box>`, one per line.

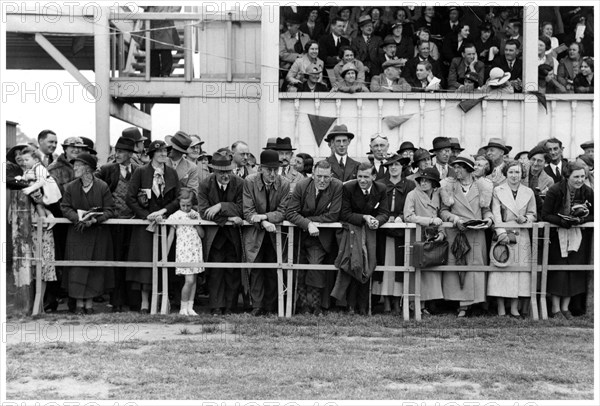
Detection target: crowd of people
<box><xmin>6</xmin><ymin>125</ymin><xmax>595</xmax><ymax>319</ymax></box>
<box><xmin>279</xmin><ymin>6</ymin><xmax>595</xmax><ymax>94</ymax></box>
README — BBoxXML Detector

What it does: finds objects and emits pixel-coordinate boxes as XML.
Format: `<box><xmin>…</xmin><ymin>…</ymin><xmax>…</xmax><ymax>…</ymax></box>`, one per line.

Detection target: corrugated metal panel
<box><xmin>180</xmin><ymin>97</ymin><xmax>261</xmax><ymax>155</ymax></box>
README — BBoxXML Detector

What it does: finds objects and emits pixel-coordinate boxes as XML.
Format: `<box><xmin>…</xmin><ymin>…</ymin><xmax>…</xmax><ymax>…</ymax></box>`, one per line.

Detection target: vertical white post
<box><xmin>522</xmin><ymin>4</ymin><xmax>539</xmax><ymax>145</ymax></box>
<box><xmin>261</xmin><ymin>4</ymin><xmax>280</xmax><ymax>146</ymax></box>
<box><xmin>95</xmin><ymin>7</ymin><xmax>111</xmax><ymax>163</ymax></box>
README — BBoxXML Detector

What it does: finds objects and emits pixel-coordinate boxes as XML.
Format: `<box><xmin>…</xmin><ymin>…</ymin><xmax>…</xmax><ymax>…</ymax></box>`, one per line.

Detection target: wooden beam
<box><xmin>110</xmin><ymin>101</ymin><xmax>152</xmax><ymax>130</ymax></box>
<box><xmin>6</xmin><ymin>14</ymin><xmax>94</xmax><ymax>35</ymax></box>
<box><xmin>34</xmin><ymin>33</ymin><xmax>96</xmax><ymax>98</ymax></box>
<box><xmin>94</xmin><ymin>8</ymin><xmax>111</xmax><ymax>162</ymax></box>
<box><xmin>110</xmin><ymin>79</ymin><xmax>261</xmax><ymax>98</ymax></box>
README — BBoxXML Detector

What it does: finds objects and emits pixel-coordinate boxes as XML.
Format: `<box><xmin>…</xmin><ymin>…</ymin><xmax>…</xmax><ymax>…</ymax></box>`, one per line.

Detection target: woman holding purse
<box><xmin>126</xmin><ymin>140</ymin><xmax>180</xmax><ymax>313</ymax></box>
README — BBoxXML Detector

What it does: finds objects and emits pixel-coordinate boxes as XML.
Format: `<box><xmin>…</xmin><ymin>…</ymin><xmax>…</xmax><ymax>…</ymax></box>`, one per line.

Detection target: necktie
<box><xmin>366</xmin><ymin>36</ymin><xmax>371</xmax><ymax>46</ymax></box>
<box><xmin>555</xmin><ymin>166</ymin><xmax>560</xmax><ymax>179</ymax></box>
<box><xmin>378</xmin><ymin>163</ymin><xmax>385</xmax><ymax>178</ymax></box>
<box><xmin>265</xmin><ymin>185</ymin><xmax>271</xmax><ymax>212</ymax></box>
<box><xmin>294</xmin><ymin>36</ymin><xmax>303</xmax><ymax>54</ymax></box>
<box><xmin>335</xmin><ymin>36</ymin><xmax>339</xmax><ymax>48</ymax></box>
<box><xmin>125</xmin><ymin>166</ymin><xmax>131</xmax><ymax>181</ymax></box>
<box><xmin>315</xmin><ymin>190</ymin><xmax>322</xmax><ymax>208</ymax></box>
<box><xmin>218</xmin><ymin>185</ymin><xmax>226</xmax><ymax>201</ymax></box>
<box><xmin>339</xmin><ymin>157</ymin><xmax>345</xmax><ymax>170</ymax></box>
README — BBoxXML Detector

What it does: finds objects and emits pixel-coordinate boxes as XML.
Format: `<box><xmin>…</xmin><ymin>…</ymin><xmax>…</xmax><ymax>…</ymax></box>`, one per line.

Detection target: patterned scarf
<box><xmin>152</xmin><ymin>167</ymin><xmax>165</xmax><ymax>197</ymax></box>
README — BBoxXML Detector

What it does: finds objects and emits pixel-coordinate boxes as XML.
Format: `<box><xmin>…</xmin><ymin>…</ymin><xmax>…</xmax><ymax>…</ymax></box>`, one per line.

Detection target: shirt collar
<box><xmin>216</xmin><ymin>180</ymin><xmax>227</xmax><ymax>189</ymax></box>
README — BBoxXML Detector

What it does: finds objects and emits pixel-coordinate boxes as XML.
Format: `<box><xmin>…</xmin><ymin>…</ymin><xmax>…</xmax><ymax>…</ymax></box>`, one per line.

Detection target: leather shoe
<box><xmin>561</xmin><ymin>310</ymin><xmax>574</xmax><ymax>320</ymax></box>
<box><xmin>551</xmin><ymin>311</ymin><xmax>565</xmax><ymax>319</ymax></box>
<box><xmin>140</xmin><ymin>308</ymin><xmax>149</xmax><ymax>315</ymax></box>
<box><xmin>84</xmin><ymin>308</ymin><xmax>95</xmax><ymax>315</ymax></box>
<box><xmin>222</xmin><ymin>308</ymin><xmax>232</xmax><ymax>316</ymax></box>
<box><xmin>251</xmin><ymin>308</ymin><xmax>264</xmax><ymax>317</ymax></box>
<box><xmin>75</xmin><ymin>307</ymin><xmax>85</xmax><ymax>316</ymax></box>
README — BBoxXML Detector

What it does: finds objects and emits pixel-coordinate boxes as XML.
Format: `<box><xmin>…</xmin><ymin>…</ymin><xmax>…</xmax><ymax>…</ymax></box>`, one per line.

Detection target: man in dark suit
<box><xmin>447</xmin><ymin>43</ymin><xmax>485</xmax><ymax>90</ymax></box>
<box><xmin>351</xmin><ymin>15</ymin><xmax>383</xmax><ymax>81</ymax></box>
<box><xmin>492</xmin><ymin>39</ymin><xmax>522</xmax><ymax>91</ymax></box>
<box><xmin>337</xmin><ymin>162</ymin><xmax>390</xmax><ymax>315</ymax></box>
<box><xmin>430</xmin><ymin>137</ymin><xmax>456</xmax><ymax>179</ymax></box>
<box><xmin>95</xmin><ymin>136</ymin><xmax>139</xmax><ymax>312</ymax></box>
<box><xmin>371</xmin><ymin>36</ymin><xmax>400</xmax><ymax>77</ymax></box>
<box><xmin>243</xmin><ymin>150</ymin><xmax>290</xmax><ymax>316</ymax></box>
<box><xmin>197</xmin><ymin>149</ymin><xmax>245</xmax><ymax>315</ymax></box>
<box><xmin>231</xmin><ymin>140</ymin><xmax>256</xmax><ymax>179</ymax></box>
<box><xmin>370</xmin><ymin>134</ymin><xmax>390</xmax><ymax>181</ymax></box>
<box><xmin>319</xmin><ymin>16</ymin><xmax>351</xmax><ymax>85</ymax></box>
<box><xmin>286</xmin><ymin>160</ymin><xmax>343</xmax><ymax>315</ymax></box>
<box><xmin>279</xmin><ymin>15</ymin><xmax>310</xmax><ymax>71</ymax></box>
<box><xmin>38</xmin><ymin>129</ymin><xmax>58</xmax><ymax>167</ymax></box>
<box><xmin>402</xmin><ymin>40</ymin><xmax>443</xmax><ymax>85</ymax></box>
<box><xmin>543</xmin><ymin>138</ymin><xmax>569</xmax><ymax>183</ymax></box>
<box><xmin>324</xmin><ymin>124</ymin><xmax>360</xmax><ymax>182</ymax></box>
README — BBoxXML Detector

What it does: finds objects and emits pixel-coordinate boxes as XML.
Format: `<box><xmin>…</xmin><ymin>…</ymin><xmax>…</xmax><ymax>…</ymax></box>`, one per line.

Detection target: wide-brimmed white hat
<box><xmin>487</xmin><ymin>67</ymin><xmax>511</xmax><ymax>87</ymax></box>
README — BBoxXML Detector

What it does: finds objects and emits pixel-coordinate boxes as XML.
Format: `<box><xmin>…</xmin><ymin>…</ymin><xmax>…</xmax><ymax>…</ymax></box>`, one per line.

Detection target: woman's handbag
<box><xmin>410</xmin><ymin>240</ymin><xmax>449</xmax><ymax>268</ymax></box>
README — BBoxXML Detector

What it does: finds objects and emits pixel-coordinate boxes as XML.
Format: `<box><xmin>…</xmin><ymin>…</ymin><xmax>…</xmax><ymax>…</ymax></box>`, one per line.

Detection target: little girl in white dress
<box><xmin>167</xmin><ymin>188</ymin><xmax>204</xmax><ymax>316</ymax></box>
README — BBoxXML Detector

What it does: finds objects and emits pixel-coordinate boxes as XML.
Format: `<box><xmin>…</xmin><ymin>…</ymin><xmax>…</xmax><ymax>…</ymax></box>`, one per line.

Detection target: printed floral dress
<box><xmin>169</xmin><ymin>209</ymin><xmax>204</xmax><ymax>275</ymax></box>
<box><xmin>30</xmin><ymin>208</ymin><xmax>57</xmax><ymax>282</ymax></box>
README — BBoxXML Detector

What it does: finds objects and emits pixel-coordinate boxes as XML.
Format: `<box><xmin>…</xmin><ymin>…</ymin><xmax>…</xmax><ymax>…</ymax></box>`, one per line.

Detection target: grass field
<box><xmin>5</xmin><ymin>311</ymin><xmax>595</xmax><ymax>400</ymax></box>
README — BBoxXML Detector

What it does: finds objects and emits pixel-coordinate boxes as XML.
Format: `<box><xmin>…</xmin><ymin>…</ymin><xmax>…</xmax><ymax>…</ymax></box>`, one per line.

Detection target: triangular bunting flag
<box><xmin>382</xmin><ymin>114</ymin><xmax>414</xmax><ymax>130</ymax></box>
<box><xmin>530</xmin><ymin>91</ymin><xmax>548</xmax><ymax>114</ymax></box>
<box><xmin>457</xmin><ymin>96</ymin><xmax>486</xmax><ymax>113</ymax></box>
<box><xmin>307</xmin><ymin>114</ymin><xmax>337</xmax><ymax>147</ymax></box>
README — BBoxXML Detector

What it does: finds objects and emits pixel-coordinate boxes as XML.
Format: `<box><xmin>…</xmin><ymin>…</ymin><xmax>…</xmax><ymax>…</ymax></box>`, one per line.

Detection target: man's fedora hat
<box><xmin>80</xmin><ymin>137</ymin><xmax>97</xmax><ymax>155</ymax></box>
<box><xmin>527</xmin><ymin>145</ymin><xmax>549</xmax><ymax>161</ymax></box>
<box><xmin>487</xmin><ymin>67</ymin><xmax>511</xmax><ymax>87</ymax></box>
<box><xmin>412</xmin><ymin>148</ymin><xmax>435</xmax><ymax>168</ymax></box>
<box><xmin>189</xmin><ymin>134</ymin><xmax>204</xmax><ymax>148</ymax></box>
<box><xmin>380</xmin><ymin>36</ymin><xmax>398</xmax><ymax>48</ymax></box>
<box><xmin>70</xmin><ymin>152</ymin><xmax>98</xmax><ymax>171</ymax></box>
<box><xmin>286</xmin><ymin>14</ymin><xmax>302</xmax><ymax>25</ymax></box>
<box><xmin>482</xmin><ymin>137</ymin><xmax>512</xmax><ymax>154</ymax></box>
<box><xmin>165</xmin><ymin>131</ymin><xmax>193</xmax><ymax>154</ymax></box>
<box><xmin>325</xmin><ymin>124</ymin><xmax>355</xmax><ymax>143</ymax></box>
<box><xmin>449</xmin><ymin>137</ymin><xmax>465</xmax><ymax>151</ymax></box>
<box><xmin>260</xmin><ymin>149</ymin><xmax>282</xmax><ymax>168</ymax></box>
<box><xmin>358</xmin><ymin>15</ymin><xmax>373</xmax><ymax>27</ymax></box>
<box><xmin>415</xmin><ymin>167</ymin><xmax>441</xmax><ymax>188</ymax></box>
<box><xmin>452</xmin><ymin>152</ymin><xmax>476</xmax><ymax>172</ymax></box>
<box><xmin>429</xmin><ymin>137</ymin><xmax>453</xmax><ymax>152</ymax></box>
<box><xmin>581</xmin><ymin>141</ymin><xmax>594</xmax><ymax>150</ymax></box>
<box><xmin>263</xmin><ymin>137</ymin><xmax>277</xmax><ymax>150</ymax></box>
<box><xmin>114</xmin><ymin>136</ymin><xmax>136</xmax><ymax>152</ymax></box>
<box><xmin>382</xmin><ymin>59</ymin><xmax>403</xmax><ymax>70</ymax></box>
<box><xmin>383</xmin><ymin>154</ymin><xmax>410</xmax><ymax>167</ymax></box>
<box><xmin>272</xmin><ymin>137</ymin><xmax>296</xmax><ymax>151</ymax></box>
<box><xmin>397</xmin><ymin>141</ymin><xmax>417</xmax><ymax>153</ymax></box>
<box><xmin>208</xmin><ymin>148</ymin><xmax>236</xmax><ymax>171</ymax></box>
<box><xmin>122</xmin><ymin>127</ymin><xmax>147</xmax><ymax>142</ymax></box>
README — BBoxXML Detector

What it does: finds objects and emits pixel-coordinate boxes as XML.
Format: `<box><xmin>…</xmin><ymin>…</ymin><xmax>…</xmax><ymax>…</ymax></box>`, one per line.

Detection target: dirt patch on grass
<box><xmin>386</xmin><ymin>379</ymin><xmax>482</xmax><ymax>397</ymax></box>
<box><xmin>8</xmin><ymin>377</ymin><xmax>115</xmax><ymax>398</ymax></box>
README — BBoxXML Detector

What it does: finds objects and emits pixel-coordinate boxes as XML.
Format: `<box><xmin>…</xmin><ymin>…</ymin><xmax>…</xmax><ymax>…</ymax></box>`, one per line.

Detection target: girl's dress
<box><xmin>169</xmin><ymin>209</ymin><xmax>204</xmax><ymax>275</ymax></box>
<box><xmin>31</xmin><ymin>208</ymin><xmax>57</xmax><ymax>282</ymax></box>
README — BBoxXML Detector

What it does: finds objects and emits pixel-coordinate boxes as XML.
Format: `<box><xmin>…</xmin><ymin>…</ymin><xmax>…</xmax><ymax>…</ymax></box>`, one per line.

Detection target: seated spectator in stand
<box><xmin>351</xmin><ymin>16</ymin><xmax>383</xmax><ymax>82</ymax></box>
<box><xmin>540</xmin><ymin>21</ymin><xmax>560</xmax><ymax>57</ymax></box>
<box><xmin>573</xmin><ymin>57</ymin><xmax>594</xmax><ymax>94</ymax></box>
<box><xmin>500</xmin><ymin>18</ymin><xmax>523</xmax><ymax>55</ymax></box>
<box><xmin>279</xmin><ymin>15</ymin><xmax>310</xmax><ymax>78</ymax></box>
<box><xmin>492</xmin><ymin>39</ymin><xmax>522</xmax><ymax>92</ymax></box>
<box><xmin>333</xmin><ymin>46</ymin><xmax>366</xmax><ymax>88</ymax></box>
<box><xmin>447</xmin><ymin>43</ymin><xmax>485</xmax><ymax>90</ymax></box>
<box><xmin>370</xmin><ymin>60</ymin><xmax>411</xmax><ymax>92</ymax></box>
<box><xmin>286</xmin><ymin>40</ymin><xmax>324</xmax><ymax>92</ymax></box>
<box><xmin>298</xmin><ymin>63</ymin><xmax>329</xmax><ymax>93</ymax></box>
<box><xmin>337</xmin><ymin>6</ymin><xmax>358</xmax><ymax>42</ymax></box>
<box><xmin>538</xmin><ymin>64</ymin><xmax>567</xmax><ymax>94</ymax></box>
<box><xmin>440</xmin><ymin>6</ymin><xmax>462</xmax><ymax>38</ymax></box>
<box><xmin>392</xmin><ymin>7</ymin><xmax>415</xmax><ymax>40</ymax></box>
<box><xmin>562</xmin><ymin>14</ymin><xmax>594</xmax><ymax>58</ymax></box>
<box><xmin>413</xmin><ymin>28</ymin><xmax>440</xmax><ymax>60</ymax></box>
<box><xmin>318</xmin><ymin>17</ymin><xmax>351</xmax><ymax>83</ymax></box>
<box><xmin>538</xmin><ymin>36</ymin><xmax>558</xmax><ymax>74</ymax></box>
<box><xmin>474</xmin><ymin>22</ymin><xmax>501</xmax><ymax>68</ymax></box>
<box><xmin>300</xmin><ymin>7</ymin><xmax>326</xmax><ymax>41</ymax></box>
<box><xmin>403</xmin><ymin>40</ymin><xmax>443</xmax><ymax>85</ymax></box>
<box><xmin>387</xmin><ymin>23</ymin><xmax>414</xmax><ymax>63</ymax></box>
<box><xmin>456</xmin><ymin>71</ymin><xmax>481</xmax><ymax>92</ymax></box>
<box><xmin>557</xmin><ymin>42</ymin><xmax>583</xmax><ymax>92</ymax></box>
<box><xmin>481</xmin><ymin>67</ymin><xmax>514</xmax><ymax>93</ymax></box>
<box><xmin>335</xmin><ymin>63</ymin><xmax>369</xmax><ymax>93</ymax></box>
<box><xmin>490</xmin><ymin>7</ymin><xmax>511</xmax><ymax>42</ymax></box>
<box><xmin>414</xmin><ymin>6</ymin><xmax>443</xmax><ymax>46</ymax></box>
<box><xmin>441</xmin><ymin>23</ymin><xmax>471</xmax><ymax>68</ymax></box>
<box><xmin>371</xmin><ymin>36</ymin><xmax>400</xmax><ymax>77</ymax></box>
<box><xmin>407</xmin><ymin>60</ymin><xmax>441</xmax><ymax>92</ymax></box>
<box><xmin>369</xmin><ymin>7</ymin><xmax>388</xmax><ymax>39</ymax></box>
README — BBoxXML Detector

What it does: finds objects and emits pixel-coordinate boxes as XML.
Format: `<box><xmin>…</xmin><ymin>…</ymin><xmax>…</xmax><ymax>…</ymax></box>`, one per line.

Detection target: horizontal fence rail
<box><xmin>27</xmin><ymin>217</ymin><xmax>593</xmax><ymax>320</ymax></box>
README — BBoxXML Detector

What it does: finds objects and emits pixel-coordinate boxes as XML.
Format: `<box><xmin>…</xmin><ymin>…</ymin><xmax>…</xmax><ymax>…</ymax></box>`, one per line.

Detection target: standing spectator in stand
<box><xmin>403</xmin><ymin>40</ymin><xmax>443</xmax><ymax>84</ymax></box>
<box><xmin>333</xmin><ymin>47</ymin><xmax>367</xmax><ymax>88</ymax></box>
<box><xmin>197</xmin><ymin>149</ymin><xmax>244</xmax><ymax>315</ymax></box>
<box><xmin>373</xmin><ymin>154</ymin><xmax>415</xmax><ymax>314</ymax></box>
<box><xmin>404</xmin><ymin>167</ymin><xmax>445</xmax><ymax>316</ymax></box>
<box><xmin>492</xmin><ymin>39</ymin><xmax>522</xmax><ymax>92</ymax></box>
<box><xmin>557</xmin><ymin>42</ymin><xmax>584</xmax><ymax>92</ymax></box>
<box><xmin>95</xmin><ymin>136</ymin><xmax>139</xmax><ymax>312</ymax></box>
<box><xmin>121</xmin><ymin>127</ymin><xmax>148</xmax><ymax>167</ymax></box>
<box><xmin>333</xmin><ymin>162</ymin><xmax>390</xmax><ymax>315</ymax></box>
<box><xmin>318</xmin><ymin>17</ymin><xmax>351</xmax><ymax>84</ymax></box>
<box><xmin>126</xmin><ymin>140</ymin><xmax>180</xmax><ymax>314</ymax></box>
<box><xmin>538</xmin><ymin>64</ymin><xmax>567</xmax><ymax>94</ymax></box>
<box><xmin>542</xmin><ymin>162</ymin><xmax>594</xmax><ymax>319</ymax></box>
<box><xmin>286</xmin><ymin>40</ymin><xmax>325</xmax><ymax>91</ymax></box>
<box><xmin>370</xmin><ymin>134</ymin><xmax>391</xmax><ymax>181</ymax></box>
<box><xmin>243</xmin><ymin>150</ymin><xmax>290</xmax><ymax>316</ymax></box>
<box><xmin>352</xmin><ymin>16</ymin><xmax>383</xmax><ymax>82</ymax></box>
<box><xmin>521</xmin><ymin>146</ymin><xmax>554</xmax><ymax>217</ymax></box>
<box><xmin>38</xmin><ymin>130</ymin><xmax>58</xmax><ymax>167</ymax></box>
<box><xmin>539</xmin><ymin>36</ymin><xmax>558</xmax><ymax>74</ymax></box>
<box><xmin>272</xmin><ymin>137</ymin><xmax>304</xmax><ymax>194</ymax></box>
<box><xmin>440</xmin><ymin>154</ymin><xmax>494</xmax><ymax>318</ymax></box>
<box><xmin>61</xmin><ymin>153</ymin><xmax>116</xmax><ymax>315</ymax></box>
<box><xmin>279</xmin><ymin>14</ymin><xmax>310</xmax><ymax>74</ymax></box>
<box><xmin>286</xmin><ymin>160</ymin><xmax>343</xmax><ymax>315</ymax></box>
<box><xmin>573</xmin><ymin>57</ymin><xmax>594</xmax><ymax>93</ymax></box>
<box><xmin>231</xmin><ymin>141</ymin><xmax>256</xmax><ymax>179</ymax></box>
<box><xmin>447</xmin><ymin>43</ymin><xmax>485</xmax><ymax>90</ymax></box>
<box><xmin>335</xmin><ymin>63</ymin><xmax>369</xmax><ymax>93</ymax></box>
<box><xmin>300</xmin><ymin>7</ymin><xmax>326</xmax><ymax>41</ymax></box>
<box><xmin>489</xmin><ymin>161</ymin><xmax>536</xmax><ymax>317</ymax></box>
<box><xmin>165</xmin><ymin>131</ymin><xmax>199</xmax><ymax>197</ymax></box>
<box><xmin>483</xmin><ymin>138</ymin><xmax>511</xmax><ymax>187</ymax></box>
<box><xmin>144</xmin><ymin>6</ymin><xmax>182</xmax><ymax>77</ymax></box>
<box><xmin>544</xmin><ymin>138</ymin><xmax>569</xmax><ymax>184</ymax></box>
<box><xmin>325</xmin><ymin>124</ymin><xmax>360</xmax><ymax>182</ymax></box>
<box><xmin>430</xmin><ymin>137</ymin><xmax>456</xmax><ymax>180</ymax></box>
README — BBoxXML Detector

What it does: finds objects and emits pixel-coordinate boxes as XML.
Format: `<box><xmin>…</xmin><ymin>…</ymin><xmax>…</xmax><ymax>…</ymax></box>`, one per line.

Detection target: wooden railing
<box><xmin>28</xmin><ymin>218</ymin><xmax>593</xmax><ymax>321</ymax></box>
